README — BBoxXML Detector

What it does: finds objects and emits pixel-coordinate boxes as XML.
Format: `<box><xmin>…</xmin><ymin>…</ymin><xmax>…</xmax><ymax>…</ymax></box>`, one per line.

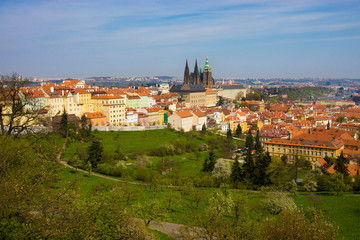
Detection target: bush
<box><xmin>96</xmin><ymin>163</ymin><xmax>124</xmax><ymax>177</ymax></box>
<box><xmin>135</xmin><ymin>167</ymin><xmax>152</xmax><ymax>182</ymax></box>
<box><xmin>262</xmin><ymin>191</ymin><xmax>297</xmax><ymax>215</ymax></box>
<box><xmin>262</xmin><ymin>210</ymin><xmax>338</xmax><ymax>240</ymax></box>
<box><xmin>76</xmin><ymin>146</ymin><xmax>88</xmax><ymax>161</ymax></box>
<box><xmin>198</xmin><ymin>143</ymin><xmax>208</xmax><ymax>151</ymax></box>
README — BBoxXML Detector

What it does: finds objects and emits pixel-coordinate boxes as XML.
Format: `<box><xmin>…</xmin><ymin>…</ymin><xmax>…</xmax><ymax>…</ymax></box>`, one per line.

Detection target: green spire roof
<box><xmin>203</xmin><ymin>56</ymin><xmax>211</xmax><ymax>70</ymax></box>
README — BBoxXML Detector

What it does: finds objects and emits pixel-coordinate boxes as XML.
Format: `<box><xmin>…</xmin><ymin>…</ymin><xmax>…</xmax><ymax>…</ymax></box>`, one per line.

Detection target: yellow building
<box><xmin>265</xmin><ymin>138</ymin><xmax>343</xmax><ymax>163</ymax></box>
<box><xmin>43</xmin><ymin>91</ymin><xmax>65</xmax><ymax>117</ymax></box>
<box><xmin>205</xmin><ymin>88</ymin><xmax>217</xmax><ymax>107</ymax></box>
<box><xmin>92</xmin><ymin>95</ymin><xmax>125</xmax><ymax>125</ymax></box>
<box><xmin>73</xmin><ymin>88</ymin><xmax>93</xmax><ymax>114</ymax></box>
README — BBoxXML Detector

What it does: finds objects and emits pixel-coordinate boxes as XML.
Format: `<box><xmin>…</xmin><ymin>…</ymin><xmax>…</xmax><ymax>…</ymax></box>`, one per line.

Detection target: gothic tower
<box><xmin>184</xmin><ymin>60</ymin><xmax>190</xmax><ymax>85</ymax></box>
<box><xmin>202</xmin><ymin>57</ymin><xmax>214</xmax><ymax>86</ymax></box>
<box><xmin>193</xmin><ymin>59</ymin><xmax>201</xmax><ymax>85</ymax></box>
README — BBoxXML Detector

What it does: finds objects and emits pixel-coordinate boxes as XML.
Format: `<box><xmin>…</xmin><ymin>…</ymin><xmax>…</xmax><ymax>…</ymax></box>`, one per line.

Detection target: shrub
<box><xmin>198</xmin><ymin>143</ymin><xmax>208</xmax><ymax>151</ymax></box>
<box><xmin>262</xmin><ymin>191</ymin><xmax>297</xmax><ymax>215</ymax></box>
<box><xmin>96</xmin><ymin>163</ymin><xmax>124</xmax><ymax>177</ymax></box>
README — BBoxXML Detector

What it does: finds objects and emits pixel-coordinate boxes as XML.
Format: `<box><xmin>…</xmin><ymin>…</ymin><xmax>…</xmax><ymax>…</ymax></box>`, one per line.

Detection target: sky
<box><xmin>0</xmin><ymin>0</ymin><xmax>360</xmax><ymax>79</ymax></box>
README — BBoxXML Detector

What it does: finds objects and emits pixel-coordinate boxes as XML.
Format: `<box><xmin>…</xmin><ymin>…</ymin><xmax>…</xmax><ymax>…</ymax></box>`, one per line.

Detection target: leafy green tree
<box><xmin>245</xmin><ymin>130</ymin><xmax>253</xmax><ymax>150</ymax></box>
<box><xmin>254</xmin><ymin>151</ymin><xmax>272</xmax><ymax>185</ymax></box>
<box><xmin>262</xmin><ymin>210</ymin><xmax>338</xmax><ymax>240</ymax></box>
<box><xmin>60</xmin><ymin>108</ymin><xmax>68</xmax><ymax>137</ymax></box>
<box><xmin>334</xmin><ymin>151</ymin><xmax>349</xmax><ymax>176</ymax></box>
<box><xmin>336</xmin><ymin>116</ymin><xmax>345</xmax><ymax>123</ymax></box>
<box><xmin>202</xmin><ymin>150</ymin><xmax>216</xmax><ymax>172</ymax></box>
<box><xmin>235</xmin><ymin>124</ymin><xmax>242</xmax><ymax>138</ymax></box>
<box><xmin>243</xmin><ymin>148</ymin><xmax>255</xmax><ymax>182</ymax></box>
<box><xmin>211</xmin><ymin>159</ymin><xmax>231</xmax><ymax>181</ymax></box>
<box><xmin>201</xmin><ymin>123</ymin><xmax>206</xmax><ymax>133</ymax></box>
<box><xmin>253</xmin><ymin>92</ymin><xmax>261</xmax><ymax>101</ymax></box>
<box><xmin>267</xmin><ymin>156</ymin><xmax>292</xmax><ymax>186</ymax></box>
<box><xmin>254</xmin><ymin>130</ymin><xmax>262</xmax><ymax>152</ymax></box>
<box><xmin>87</xmin><ymin>140</ymin><xmax>104</xmax><ymax>168</ymax></box>
<box><xmin>132</xmin><ymin>199</ymin><xmax>167</xmax><ymax>227</ymax></box>
<box><xmin>226</xmin><ymin>123</ymin><xmax>232</xmax><ymax>140</ymax></box>
<box><xmin>230</xmin><ymin>158</ymin><xmax>243</xmax><ymax>183</ymax></box>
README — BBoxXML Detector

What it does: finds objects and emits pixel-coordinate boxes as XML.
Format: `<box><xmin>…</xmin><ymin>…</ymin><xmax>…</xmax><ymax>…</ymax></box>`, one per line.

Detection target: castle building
<box><xmin>184</xmin><ymin>57</ymin><xmax>215</xmax><ymax>86</ymax></box>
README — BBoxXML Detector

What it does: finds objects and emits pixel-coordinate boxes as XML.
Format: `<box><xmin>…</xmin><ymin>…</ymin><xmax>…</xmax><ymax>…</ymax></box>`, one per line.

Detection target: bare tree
<box><xmin>0</xmin><ymin>73</ymin><xmax>46</xmax><ymax>135</ymax></box>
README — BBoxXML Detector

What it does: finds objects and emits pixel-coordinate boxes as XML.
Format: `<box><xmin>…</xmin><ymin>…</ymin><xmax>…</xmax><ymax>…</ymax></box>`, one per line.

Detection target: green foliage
<box><xmin>201</xmin><ymin>123</ymin><xmax>206</xmax><ymax>133</ymax></box>
<box><xmin>87</xmin><ymin>140</ymin><xmax>104</xmax><ymax>168</ymax></box>
<box><xmin>243</xmin><ymin>148</ymin><xmax>255</xmax><ymax>182</ymax></box>
<box><xmin>211</xmin><ymin>159</ymin><xmax>231</xmax><ymax>181</ymax></box>
<box><xmin>262</xmin><ymin>210</ymin><xmax>338</xmax><ymax>240</ymax></box>
<box><xmin>60</xmin><ymin>109</ymin><xmax>68</xmax><ymax>137</ymax></box>
<box><xmin>235</xmin><ymin>124</ymin><xmax>242</xmax><ymax>138</ymax></box>
<box><xmin>253</xmin><ymin>151</ymin><xmax>272</xmax><ymax>185</ymax></box>
<box><xmin>226</xmin><ymin>124</ymin><xmax>232</xmax><ymax>140</ymax></box>
<box><xmin>336</xmin><ymin>116</ymin><xmax>345</xmax><ymax>123</ymax></box>
<box><xmin>254</xmin><ymin>130</ymin><xmax>262</xmax><ymax>152</ymax></box>
<box><xmin>262</xmin><ymin>191</ymin><xmax>297</xmax><ymax>215</ymax></box>
<box><xmin>202</xmin><ymin>150</ymin><xmax>216</xmax><ymax>172</ymax></box>
<box><xmin>245</xmin><ymin>130</ymin><xmax>253</xmax><ymax>150</ymax></box>
<box><xmin>334</xmin><ymin>152</ymin><xmax>349</xmax><ymax>176</ymax></box>
<box><xmin>230</xmin><ymin>158</ymin><xmax>243</xmax><ymax>183</ymax></box>
<box><xmin>132</xmin><ymin>199</ymin><xmax>167</xmax><ymax>227</ymax></box>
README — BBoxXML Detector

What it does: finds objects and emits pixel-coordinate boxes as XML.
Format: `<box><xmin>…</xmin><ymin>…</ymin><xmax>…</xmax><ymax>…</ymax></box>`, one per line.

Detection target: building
<box><xmin>192</xmin><ymin>110</ymin><xmax>207</xmax><ymax>131</ymax></box>
<box><xmin>168</xmin><ymin>110</ymin><xmax>194</xmax><ymax>132</ymax></box>
<box><xmin>183</xmin><ymin>57</ymin><xmax>215</xmax><ymax>86</ymax></box>
<box><xmin>83</xmin><ymin>112</ymin><xmax>107</xmax><ymax>126</ymax></box>
<box><xmin>170</xmin><ymin>84</ymin><xmax>206</xmax><ymax>107</ymax></box>
<box><xmin>92</xmin><ymin>95</ymin><xmax>126</xmax><ymax>125</ymax></box>
<box><xmin>264</xmin><ymin>128</ymin><xmax>354</xmax><ymax>164</ymax></box>
<box><xmin>216</xmin><ymin>85</ymin><xmax>247</xmax><ymax>100</ymax></box>
<box><xmin>205</xmin><ymin>88</ymin><xmax>217</xmax><ymax>107</ymax></box>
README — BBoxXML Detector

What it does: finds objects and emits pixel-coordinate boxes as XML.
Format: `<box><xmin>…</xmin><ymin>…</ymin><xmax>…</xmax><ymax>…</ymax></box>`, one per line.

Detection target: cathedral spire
<box><xmin>193</xmin><ymin>59</ymin><xmax>200</xmax><ymax>85</ymax></box>
<box><xmin>184</xmin><ymin>59</ymin><xmax>190</xmax><ymax>85</ymax></box>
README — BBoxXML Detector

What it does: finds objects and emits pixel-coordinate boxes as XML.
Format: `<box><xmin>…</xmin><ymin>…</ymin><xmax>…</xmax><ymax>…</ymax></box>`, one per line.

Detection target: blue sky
<box><xmin>1</xmin><ymin>0</ymin><xmax>360</xmax><ymax>79</ymax></box>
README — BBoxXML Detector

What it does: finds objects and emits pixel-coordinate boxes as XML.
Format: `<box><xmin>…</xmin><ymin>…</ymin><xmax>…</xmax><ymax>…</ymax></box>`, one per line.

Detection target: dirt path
<box><xmin>133</xmin><ymin>218</ymin><xmax>203</xmax><ymax>240</ymax></box>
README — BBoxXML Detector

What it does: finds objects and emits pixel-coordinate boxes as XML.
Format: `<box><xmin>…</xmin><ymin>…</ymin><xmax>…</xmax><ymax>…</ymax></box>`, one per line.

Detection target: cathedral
<box><xmin>184</xmin><ymin>57</ymin><xmax>215</xmax><ymax>86</ymax></box>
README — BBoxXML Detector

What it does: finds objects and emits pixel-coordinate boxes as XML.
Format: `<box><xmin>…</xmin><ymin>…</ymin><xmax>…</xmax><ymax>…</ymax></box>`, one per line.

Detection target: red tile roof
<box><xmin>176</xmin><ymin>110</ymin><xmax>193</xmax><ymax>118</ymax></box>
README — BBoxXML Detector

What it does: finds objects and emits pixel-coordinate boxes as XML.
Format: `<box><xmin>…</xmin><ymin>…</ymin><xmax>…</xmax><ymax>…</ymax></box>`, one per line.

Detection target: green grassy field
<box><xmin>60</xmin><ymin>165</ymin><xmax>360</xmax><ymax>239</ymax></box>
<box><xmin>294</xmin><ymin>194</ymin><xmax>360</xmax><ymax>240</ymax></box>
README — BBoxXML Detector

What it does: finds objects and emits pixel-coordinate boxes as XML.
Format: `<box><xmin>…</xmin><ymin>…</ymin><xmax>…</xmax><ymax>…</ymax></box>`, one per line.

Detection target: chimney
<box><xmin>62</xmin><ymin>90</ymin><xmax>64</xmax><ymax>96</ymax></box>
<box><xmin>50</xmin><ymin>86</ymin><xmax>54</xmax><ymax>93</ymax></box>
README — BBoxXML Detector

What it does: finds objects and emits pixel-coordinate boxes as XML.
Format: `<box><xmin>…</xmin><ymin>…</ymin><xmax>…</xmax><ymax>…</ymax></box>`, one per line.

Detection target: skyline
<box><xmin>1</xmin><ymin>0</ymin><xmax>360</xmax><ymax>79</ymax></box>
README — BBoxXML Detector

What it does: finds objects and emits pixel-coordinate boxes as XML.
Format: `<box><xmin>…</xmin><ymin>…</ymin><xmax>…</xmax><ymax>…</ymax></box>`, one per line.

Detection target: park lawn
<box><xmin>59</xmin><ymin>166</ymin><xmax>114</xmax><ymax>196</ymax></box>
<box><xmin>294</xmin><ymin>194</ymin><xmax>360</xmax><ymax>240</ymax></box>
<box><xmin>148</xmin><ymin>151</ymin><xmax>209</xmax><ymax>176</ymax></box>
<box><xmin>93</xmin><ymin>129</ymin><xmax>200</xmax><ymax>153</ymax></box>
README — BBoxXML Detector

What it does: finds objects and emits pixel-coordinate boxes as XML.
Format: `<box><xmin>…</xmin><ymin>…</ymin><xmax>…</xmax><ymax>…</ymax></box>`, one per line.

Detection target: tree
<box><xmin>243</xmin><ymin>148</ymin><xmax>255</xmax><ymax>182</ymax></box>
<box><xmin>267</xmin><ymin>156</ymin><xmax>292</xmax><ymax>186</ymax></box>
<box><xmin>262</xmin><ymin>210</ymin><xmax>338</xmax><ymax>240</ymax></box>
<box><xmin>235</xmin><ymin>124</ymin><xmax>242</xmax><ymax>138</ymax></box>
<box><xmin>334</xmin><ymin>151</ymin><xmax>349</xmax><ymax>176</ymax></box>
<box><xmin>226</xmin><ymin>123</ymin><xmax>232</xmax><ymax>140</ymax></box>
<box><xmin>87</xmin><ymin>140</ymin><xmax>104</xmax><ymax>168</ymax></box>
<box><xmin>212</xmin><ymin>159</ymin><xmax>231</xmax><ymax>181</ymax></box>
<box><xmin>59</xmin><ymin>108</ymin><xmax>68</xmax><ymax>137</ymax></box>
<box><xmin>253</xmin><ymin>92</ymin><xmax>261</xmax><ymax>101</ymax></box>
<box><xmin>254</xmin><ymin>151</ymin><xmax>271</xmax><ymax>185</ymax></box>
<box><xmin>230</xmin><ymin>158</ymin><xmax>243</xmax><ymax>183</ymax></box>
<box><xmin>201</xmin><ymin>123</ymin><xmax>206</xmax><ymax>133</ymax></box>
<box><xmin>254</xmin><ymin>129</ymin><xmax>262</xmax><ymax>152</ymax></box>
<box><xmin>0</xmin><ymin>73</ymin><xmax>45</xmax><ymax>135</ymax></box>
<box><xmin>132</xmin><ymin>199</ymin><xmax>167</xmax><ymax>227</ymax></box>
<box><xmin>202</xmin><ymin>150</ymin><xmax>216</xmax><ymax>172</ymax></box>
<box><xmin>336</xmin><ymin>116</ymin><xmax>345</xmax><ymax>123</ymax></box>
<box><xmin>245</xmin><ymin>130</ymin><xmax>253</xmax><ymax>150</ymax></box>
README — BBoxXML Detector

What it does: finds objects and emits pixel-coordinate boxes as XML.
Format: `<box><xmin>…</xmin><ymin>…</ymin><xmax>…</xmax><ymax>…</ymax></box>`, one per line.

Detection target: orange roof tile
<box><xmin>176</xmin><ymin>110</ymin><xmax>193</xmax><ymax>118</ymax></box>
